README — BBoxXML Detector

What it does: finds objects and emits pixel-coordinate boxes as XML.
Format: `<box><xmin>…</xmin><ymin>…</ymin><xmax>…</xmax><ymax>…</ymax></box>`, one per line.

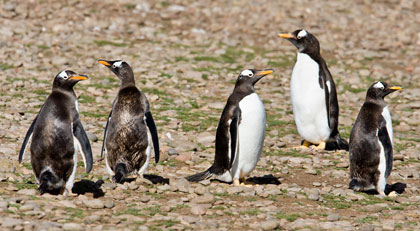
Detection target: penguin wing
<box><xmin>378</xmin><ymin>118</ymin><xmax>393</xmax><ymax>178</ymax></box>
<box><xmin>145</xmin><ymin>110</ymin><xmax>160</xmax><ymax>163</ymax></box>
<box><xmin>320</xmin><ymin>60</ymin><xmax>339</xmax><ymax>131</ymax></box>
<box><xmin>228</xmin><ymin>108</ymin><xmax>241</xmax><ymax>168</ymax></box>
<box><xmin>100</xmin><ymin>110</ymin><xmax>112</xmax><ymax>160</ymax></box>
<box><xmin>73</xmin><ymin>118</ymin><xmax>93</xmax><ymax>173</ymax></box>
<box><xmin>18</xmin><ymin>113</ymin><xmax>39</xmax><ymax>163</ymax></box>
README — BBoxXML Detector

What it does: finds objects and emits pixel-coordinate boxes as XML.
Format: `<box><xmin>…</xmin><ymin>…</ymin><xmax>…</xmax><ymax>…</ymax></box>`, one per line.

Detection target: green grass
<box><xmin>65</xmin><ymin>207</ymin><xmax>85</xmax><ymax>219</ymax></box>
<box><xmin>22</xmin><ymin>163</ymin><xmax>32</xmax><ymax>170</ymax></box>
<box><xmin>78</xmin><ymin>95</ymin><xmax>96</xmax><ymax>104</ymax></box>
<box><xmin>118</xmin><ymin>208</ymin><xmax>147</xmax><ymax>217</ymax></box>
<box><xmin>0</xmin><ymin>63</ymin><xmax>14</xmax><ymax>71</ymax></box>
<box><xmin>276</xmin><ymin>212</ymin><xmax>300</xmax><ymax>222</ymax></box>
<box><xmin>94</xmin><ymin>40</ymin><xmax>127</xmax><ymax>47</ymax></box>
<box><xmin>79</xmin><ymin>111</ymin><xmax>108</xmax><ymax>118</ymax></box>
<box><xmin>240</xmin><ymin>208</ymin><xmax>259</xmax><ymax>216</ymax></box>
<box><xmin>358</xmin><ymin>216</ymin><xmax>377</xmax><ymax>223</ymax></box>
<box><xmin>322</xmin><ymin>194</ymin><xmax>351</xmax><ymax>209</ymax></box>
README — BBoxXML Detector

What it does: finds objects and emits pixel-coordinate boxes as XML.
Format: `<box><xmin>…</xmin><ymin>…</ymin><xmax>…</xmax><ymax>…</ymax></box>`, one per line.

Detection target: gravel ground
<box><xmin>1</xmin><ymin>0</ymin><xmax>420</xmax><ymax>230</ymax></box>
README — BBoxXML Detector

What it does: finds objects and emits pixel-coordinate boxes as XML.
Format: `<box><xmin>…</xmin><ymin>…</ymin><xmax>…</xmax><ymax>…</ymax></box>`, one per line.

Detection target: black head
<box><xmin>98</xmin><ymin>59</ymin><xmax>134</xmax><ymax>83</ymax></box>
<box><xmin>53</xmin><ymin>70</ymin><xmax>88</xmax><ymax>90</ymax></box>
<box><xmin>279</xmin><ymin>29</ymin><xmax>320</xmax><ymax>55</ymax></box>
<box><xmin>234</xmin><ymin>69</ymin><xmax>274</xmax><ymax>90</ymax></box>
<box><xmin>366</xmin><ymin>81</ymin><xmax>402</xmax><ymax>100</ymax></box>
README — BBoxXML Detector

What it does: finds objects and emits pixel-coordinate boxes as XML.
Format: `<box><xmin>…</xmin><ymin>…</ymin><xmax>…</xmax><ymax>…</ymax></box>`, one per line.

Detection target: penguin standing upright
<box><xmin>187</xmin><ymin>69</ymin><xmax>274</xmax><ymax>185</ymax></box>
<box><xmin>18</xmin><ymin>70</ymin><xmax>93</xmax><ymax>195</ymax></box>
<box><xmin>349</xmin><ymin>81</ymin><xmax>401</xmax><ymax>195</ymax></box>
<box><xmin>279</xmin><ymin>29</ymin><xmax>348</xmax><ymax>150</ymax></box>
<box><xmin>98</xmin><ymin>60</ymin><xmax>159</xmax><ymax>183</ymax></box>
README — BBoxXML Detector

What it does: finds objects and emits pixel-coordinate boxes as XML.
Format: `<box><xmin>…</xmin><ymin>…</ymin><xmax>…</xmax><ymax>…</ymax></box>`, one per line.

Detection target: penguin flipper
<box><xmin>73</xmin><ymin>119</ymin><xmax>93</xmax><ymax>173</ymax></box>
<box><xmin>101</xmin><ymin>110</ymin><xmax>112</xmax><ymax>160</ymax></box>
<box><xmin>229</xmin><ymin>108</ymin><xmax>240</xmax><ymax>168</ymax></box>
<box><xmin>145</xmin><ymin>110</ymin><xmax>160</xmax><ymax>163</ymax></box>
<box><xmin>378</xmin><ymin>119</ymin><xmax>393</xmax><ymax>178</ymax></box>
<box><xmin>18</xmin><ymin>114</ymin><xmax>39</xmax><ymax>163</ymax></box>
<box><xmin>186</xmin><ymin>168</ymin><xmax>213</xmax><ymax>182</ymax></box>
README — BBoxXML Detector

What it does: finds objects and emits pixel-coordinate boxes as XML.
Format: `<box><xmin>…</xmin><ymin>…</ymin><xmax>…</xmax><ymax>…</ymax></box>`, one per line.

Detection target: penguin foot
<box><xmin>312</xmin><ymin>141</ymin><xmax>326</xmax><ymax>150</ymax></box>
<box><xmin>294</xmin><ymin>140</ymin><xmax>311</xmax><ymax>149</ymax></box>
<box><xmin>388</xmin><ymin>191</ymin><xmax>398</xmax><ymax>198</ymax></box>
<box><xmin>64</xmin><ymin>188</ymin><xmax>77</xmax><ymax>197</ymax></box>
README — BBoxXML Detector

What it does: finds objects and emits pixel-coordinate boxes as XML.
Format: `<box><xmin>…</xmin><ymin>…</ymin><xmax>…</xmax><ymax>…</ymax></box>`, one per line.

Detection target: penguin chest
<box><xmin>291</xmin><ymin>53</ymin><xmax>330</xmax><ymax>143</ymax></box>
<box><xmin>234</xmin><ymin>93</ymin><xmax>266</xmax><ymax>177</ymax></box>
<box><xmin>382</xmin><ymin>106</ymin><xmax>393</xmax><ymax>144</ymax></box>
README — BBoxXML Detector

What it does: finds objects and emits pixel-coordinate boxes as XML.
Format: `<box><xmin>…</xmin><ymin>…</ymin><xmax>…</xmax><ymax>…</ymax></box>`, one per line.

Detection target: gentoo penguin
<box><xmin>279</xmin><ymin>29</ymin><xmax>348</xmax><ymax>150</ymax></box>
<box><xmin>98</xmin><ymin>59</ymin><xmax>159</xmax><ymax>183</ymax></box>
<box><xmin>18</xmin><ymin>70</ymin><xmax>92</xmax><ymax>195</ymax></box>
<box><xmin>349</xmin><ymin>81</ymin><xmax>401</xmax><ymax>195</ymax></box>
<box><xmin>186</xmin><ymin>69</ymin><xmax>273</xmax><ymax>185</ymax></box>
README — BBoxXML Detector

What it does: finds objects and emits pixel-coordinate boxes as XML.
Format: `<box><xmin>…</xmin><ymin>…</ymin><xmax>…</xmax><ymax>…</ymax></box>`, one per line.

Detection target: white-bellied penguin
<box><xmin>279</xmin><ymin>29</ymin><xmax>348</xmax><ymax>150</ymax></box>
<box><xmin>186</xmin><ymin>69</ymin><xmax>273</xmax><ymax>185</ymax></box>
<box><xmin>349</xmin><ymin>81</ymin><xmax>401</xmax><ymax>195</ymax></box>
<box><xmin>18</xmin><ymin>70</ymin><xmax>92</xmax><ymax>195</ymax></box>
<box><xmin>98</xmin><ymin>59</ymin><xmax>159</xmax><ymax>183</ymax></box>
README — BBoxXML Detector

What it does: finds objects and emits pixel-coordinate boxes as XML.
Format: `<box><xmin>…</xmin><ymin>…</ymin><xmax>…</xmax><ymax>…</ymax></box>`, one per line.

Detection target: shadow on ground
<box><xmin>72</xmin><ymin>179</ymin><xmax>105</xmax><ymax>198</ymax></box>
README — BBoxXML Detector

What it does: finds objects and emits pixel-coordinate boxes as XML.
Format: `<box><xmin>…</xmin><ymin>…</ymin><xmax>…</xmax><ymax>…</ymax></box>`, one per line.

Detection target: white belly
<box><xmin>291</xmin><ymin>53</ymin><xmax>331</xmax><ymax>144</ymax></box>
<box><xmin>231</xmin><ymin>93</ymin><xmax>265</xmax><ymax>179</ymax></box>
<box><xmin>376</xmin><ymin>134</ymin><xmax>386</xmax><ymax>193</ymax></box>
<box><xmin>382</xmin><ymin>106</ymin><xmax>393</xmax><ymax>145</ymax></box>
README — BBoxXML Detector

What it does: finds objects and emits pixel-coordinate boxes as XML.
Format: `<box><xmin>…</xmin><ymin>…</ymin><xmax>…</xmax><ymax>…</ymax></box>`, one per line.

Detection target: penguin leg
<box><xmin>294</xmin><ymin>140</ymin><xmax>311</xmax><ymax>149</ymax></box>
<box><xmin>313</xmin><ymin>141</ymin><xmax>326</xmax><ymax>150</ymax></box>
<box><xmin>233</xmin><ymin>179</ymin><xmax>240</xmax><ymax>186</ymax></box>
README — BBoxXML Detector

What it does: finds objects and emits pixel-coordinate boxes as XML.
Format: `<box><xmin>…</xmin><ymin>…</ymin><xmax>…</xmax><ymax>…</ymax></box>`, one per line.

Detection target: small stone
<box><xmin>170</xmin><ymin>178</ymin><xmax>190</xmax><ymax>193</ymax></box>
<box><xmin>86</xmin><ymin>132</ymin><xmax>98</xmax><ymax>142</ymax></box>
<box><xmin>18</xmin><ymin>203</ymin><xmax>37</xmax><ymax>212</ymax></box>
<box><xmin>306</xmin><ymin>188</ymin><xmax>320</xmax><ymax>201</ymax></box>
<box><xmin>85</xmin><ymin>215</ymin><xmax>101</xmax><ymax>224</ymax></box>
<box><xmin>191</xmin><ymin>194</ymin><xmax>214</xmax><ymax>204</ymax></box>
<box><xmin>175</xmin><ymin>152</ymin><xmax>192</xmax><ymax>162</ymax></box>
<box><xmin>104</xmin><ymin>200</ymin><xmax>114</xmax><ymax>208</ymax></box>
<box><xmin>382</xmin><ymin>220</ymin><xmax>395</xmax><ymax>231</ymax></box>
<box><xmin>336</xmin><ymin>162</ymin><xmax>349</xmax><ymax>168</ymax></box>
<box><xmin>261</xmin><ymin>220</ymin><xmax>279</xmax><ymax>230</ymax></box>
<box><xmin>327</xmin><ymin>214</ymin><xmax>340</xmax><ymax>221</ymax></box>
<box><xmin>83</xmin><ymin>199</ymin><xmax>104</xmax><ymax>209</ymax></box>
<box><xmin>62</xmin><ymin>223</ymin><xmax>84</xmax><ymax>231</ymax></box>
<box><xmin>1</xmin><ymin>218</ymin><xmax>22</xmax><ymax>227</ymax></box>
<box><xmin>190</xmin><ymin>204</ymin><xmax>211</xmax><ymax>215</ymax></box>
<box><xmin>194</xmin><ymin>185</ymin><xmax>207</xmax><ymax>195</ymax></box>
<box><xmin>17</xmin><ymin>188</ymin><xmax>37</xmax><ymax>196</ymax></box>
<box><xmin>227</xmin><ymin>186</ymin><xmax>244</xmax><ymax>194</ymax></box>
<box><xmin>58</xmin><ymin>200</ymin><xmax>77</xmax><ymax>208</ymax></box>
<box><xmin>168</xmin><ymin>148</ymin><xmax>178</xmax><ymax>156</ymax></box>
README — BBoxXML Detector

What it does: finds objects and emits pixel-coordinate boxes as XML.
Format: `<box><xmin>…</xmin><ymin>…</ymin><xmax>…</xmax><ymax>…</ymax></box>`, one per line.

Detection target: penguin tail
<box><xmin>113</xmin><ymin>163</ymin><xmax>128</xmax><ymax>183</ymax></box>
<box><xmin>186</xmin><ymin>168</ymin><xmax>213</xmax><ymax>182</ymax></box>
<box><xmin>325</xmin><ymin>134</ymin><xmax>349</xmax><ymax>151</ymax></box>
<box><xmin>38</xmin><ymin>169</ymin><xmax>62</xmax><ymax>195</ymax></box>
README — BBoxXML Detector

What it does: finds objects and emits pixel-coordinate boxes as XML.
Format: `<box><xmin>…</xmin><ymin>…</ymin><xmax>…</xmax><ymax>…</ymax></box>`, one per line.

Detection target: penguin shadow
<box><xmin>245</xmin><ymin>174</ymin><xmax>281</xmax><ymax>185</ymax></box>
<box><xmin>360</xmin><ymin>182</ymin><xmax>407</xmax><ymax>196</ymax></box>
<box><xmin>119</xmin><ymin>174</ymin><xmax>169</xmax><ymax>185</ymax></box>
<box><xmin>72</xmin><ymin>179</ymin><xmax>105</xmax><ymax>198</ymax></box>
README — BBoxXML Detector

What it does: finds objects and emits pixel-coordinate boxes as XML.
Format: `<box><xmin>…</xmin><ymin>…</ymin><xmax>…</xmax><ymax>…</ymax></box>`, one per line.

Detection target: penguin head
<box><xmin>53</xmin><ymin>70</ymin><xmax>88</xmax><ymax>89</ymax></box>
<box><xmin>279</xmin><ymin>29</ymin><xmax>320</xmax><ymax>54</ymax></box>
<box><xmin>235</xmin><ymin>69</ymin><xmax>274</xmax><ymax>88</ymax></box>
<box><xmin>367</xmin><ymin>81</ymin><xmax>402</xmax><ymax>99</ymax></box>
<box><xmin>98</xmin><ymin>59</ymin><xmax>134</xmax><ymax>82</ymax></box>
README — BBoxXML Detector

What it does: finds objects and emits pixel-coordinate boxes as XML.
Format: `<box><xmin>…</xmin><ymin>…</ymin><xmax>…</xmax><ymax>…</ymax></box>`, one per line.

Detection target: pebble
<box><xmin>170</xmin><ymin>178</ymin><xmax>190</xmax><ymax>193</ymax></box>
<box><xmin>327</xmin><ymin>214</ymin><xmax>340</xmax><ymax>221</ymax></box>
<box><xmin>17</xmin><ymin>188</ymin><xmax>37</xmax><ymax>196</ymax></box>
<box><xmin>261</xmin><ymin>220</ymin><xmax>279</xmax><ymax>230</ymax></box>
<box><xmin>190</xmin><ymin>204</ymin><xmax>211</xmax><ymax>215</ymax></box>
<box><xmin>191</xmin><ymin>194</ymin><xmax>214</xmax><ymax>204</ymax></box>
<box><xmin>1</xmin><ymin>218</ymin><xmax>22</xmax><ymax>228</ymax></box>
<box><xmin>62</xmin><ymin>223</ymin><xmax>84</xmax><ymax>231</ymax></box>
<box><xmin>83</xmin><ymin>199</ymin><xmax>104</xmax><ymax>209</ymax></box>
<box><xmin>168</xmin><ymin>148</ymin><xmax>178</xmax><ymax>156</ymax></box>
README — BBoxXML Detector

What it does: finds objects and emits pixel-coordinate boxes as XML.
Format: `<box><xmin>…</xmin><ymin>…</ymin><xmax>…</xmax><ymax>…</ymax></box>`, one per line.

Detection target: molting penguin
<box><xmin>18</xmin><ymin>70</ymin><xmax>92</xmax><ymax>195</ymax></box>
<box><xmin>98</xmin><ymin>60</ymin><xmax>159</xmax><ymax>183</ymax></box>
<box><xmin>186</xmin><ymin>69</ymin><xmax>273</xmax><ymax>185</ymax></box>
<box><xmin>349</xmin><ymin>81</ymin><xmax>401</xmax><ymax>195</ymax></box>
<box><xmin>279</xmin><ymin>29</ymin><xmax>348</xmax><ymax>150</ymax></box>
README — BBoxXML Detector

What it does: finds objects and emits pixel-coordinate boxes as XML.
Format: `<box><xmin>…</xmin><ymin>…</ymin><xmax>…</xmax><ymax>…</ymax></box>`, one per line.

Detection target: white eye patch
<box><xmin>373</xmin><ymin>82</ymin><xmax>385</xmax><ymax>89</ymax></box>
<box><xmin>241</xmin><ymin>69</ymin><xmax>253</xmax><ymax>77</ymax></box>
<box><xmin>59</xmin><ymin>70</ymin><xmax>68</xmax><ymax>79</ymax></box>
<box><xmin>113</xmin><ymin>61</ymin><xmax>123</xmax><ymax>68</ymax></box>
<box><xmin>297</xmin><ymin>30</ymin><xmax>307</xmax><ymax>39</ymax></box>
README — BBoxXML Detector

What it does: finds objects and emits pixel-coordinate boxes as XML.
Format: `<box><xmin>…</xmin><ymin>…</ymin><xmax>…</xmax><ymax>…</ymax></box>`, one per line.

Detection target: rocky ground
<box><xmin>0</xmin><ymin>0</ymin><xmax>420</xmax><ymax>230</ymax></box>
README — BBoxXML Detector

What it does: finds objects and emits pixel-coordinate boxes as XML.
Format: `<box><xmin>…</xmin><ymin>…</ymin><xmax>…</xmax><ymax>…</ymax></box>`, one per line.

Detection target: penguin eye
<box><xmin>248</xmin><ymin>73</ymin><xmax>253</xmax><ymax>77</ymax></box>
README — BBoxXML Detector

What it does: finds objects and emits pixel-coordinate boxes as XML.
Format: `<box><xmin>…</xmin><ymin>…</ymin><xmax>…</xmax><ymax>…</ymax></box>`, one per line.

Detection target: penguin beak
<box><xmin>278</xmin><ymin>33</ymin><xmax>295</xmax><ymax>39</ymax></box>
<box><xmin>253</xmin><ymin>69</ymin><xmax>274</xmax><ymax>84</ymax></box>
<box><xmin>98</xmin><ymin>60</ymin><xmax>111</xmax><ymax>66</ymax></box>
<box><xmin>69</xmin><ymin>74</ymin><xmax>88</xmax><ymax>81</ymax></box>
<box><xmin>389</xmin><ymin>86</ymin><xmax>402</xmax><ymax>91</ymax></box>
<box><xmin>255</xmin><ymin>69</ymin><xmax>274</xmax><ymax>77</ymax></box>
